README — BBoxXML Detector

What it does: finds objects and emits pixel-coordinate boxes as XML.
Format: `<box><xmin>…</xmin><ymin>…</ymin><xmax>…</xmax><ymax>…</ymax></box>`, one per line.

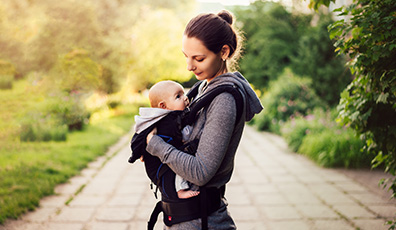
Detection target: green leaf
<box><xmin>376</xmin><ymin>92</ymin><xmax>389</xmax><ymax>104</ymax></box>
<box><xmin>351</xmin><ymin>27</ymin><xmax>361</xmax><ymax>39</ymax></box>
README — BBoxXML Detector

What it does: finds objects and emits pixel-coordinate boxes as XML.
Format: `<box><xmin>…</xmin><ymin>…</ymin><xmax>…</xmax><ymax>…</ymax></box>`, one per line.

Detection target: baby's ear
<box><xmin>159</xmin><ymin>101</ymin><xmax>167</xmax><ymax>109</ymax></box>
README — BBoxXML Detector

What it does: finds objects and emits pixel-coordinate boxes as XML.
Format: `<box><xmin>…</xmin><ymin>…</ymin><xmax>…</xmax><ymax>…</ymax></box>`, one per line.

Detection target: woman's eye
<box><xmin>196</xmin><ymin>58</ymin><xmax>204</xmax><ymax>62</ymax></box>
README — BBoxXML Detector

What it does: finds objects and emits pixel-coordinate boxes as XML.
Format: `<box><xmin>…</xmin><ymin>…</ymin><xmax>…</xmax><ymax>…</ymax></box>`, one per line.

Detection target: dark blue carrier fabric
<box><xmin>129</xmin><ymin>110</ymin><xmax>185</xmax><ymax>200</ymax></box>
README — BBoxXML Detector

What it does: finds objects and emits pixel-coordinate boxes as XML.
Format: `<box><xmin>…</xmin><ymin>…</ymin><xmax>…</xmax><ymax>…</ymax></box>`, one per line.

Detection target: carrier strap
<box><xmin>201</xmin><ymin>187</ymin><xmax>208</xmax><ymax>230</ymax></box>
<box><xmin>147</xmin><ymin>186</ymin><xmax>225</xmax><ymax>229</ymax></box>
<box><xmin>184</xmin><ymin>82</ymin><xmax>244</xmax><ymax>128</ymax></box>
<box><xmin>147</xmin><ymin>201</ymin><xmax>162</xmax><ymax>230</ymax></box>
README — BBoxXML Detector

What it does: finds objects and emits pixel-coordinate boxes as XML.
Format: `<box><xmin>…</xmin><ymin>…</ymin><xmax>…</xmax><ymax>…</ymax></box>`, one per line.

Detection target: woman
<box><xmin>146</xmin><ymin>10</ymin><xmax>263</xmax><ymax>229</ymax></box>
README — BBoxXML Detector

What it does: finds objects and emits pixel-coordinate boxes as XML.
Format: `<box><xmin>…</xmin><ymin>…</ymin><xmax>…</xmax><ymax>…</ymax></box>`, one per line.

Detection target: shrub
<box><xmin>20</xmin><ymin>113</ymin><xmax>68</xmax><ymax>142</ymax></box>
<box><xmin>55</xmin><ymin>49</ymin><xmax>101</xmax><ymax>93</ymax></box>
<box><xmin>19</xmin><ymin>93</ymin><xmax>90</xmax><ymax>142</ymax></box>
<box><xmin>281</xmin><ymin>108</ymin><xmax>371</xmax><ymax>168</ymax></box>
<box><xmin>45</xmin><ymin>94</ymin><xmax>90</xmax><ymax>131</ymax></box>
<box><xmin>0</xmin><ymin>60</ymin><xmax>16</xmax><ymax>90</ymax></box>
<box><xmin>253</xmin><ymin>69</ymin><xmax>324</xmax><ymax>133</ymax></box>
<box><xmin>281</xmin><ymin>114</ymin><xmax>324</xmax><ymax>152</ymax></box>
<box><xmin>298</xmin><ymin>127</ymin><xmax>370</xmax><ymax>168</ymax></box>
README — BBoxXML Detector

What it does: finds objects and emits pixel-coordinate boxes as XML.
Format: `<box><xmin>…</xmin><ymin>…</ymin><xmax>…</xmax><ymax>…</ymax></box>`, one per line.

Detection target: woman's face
<box><xmin>182</xmin><ymin>36</ymin><xmax>225</xmax><ymax>82</ymax></box>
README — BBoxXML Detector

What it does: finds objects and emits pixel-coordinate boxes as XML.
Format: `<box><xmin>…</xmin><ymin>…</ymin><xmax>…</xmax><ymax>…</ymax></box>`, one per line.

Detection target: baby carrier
<box><xmin>128</xmin><ymin>80</ymin><xmax>244</xmax><ymax>230</ymax></box>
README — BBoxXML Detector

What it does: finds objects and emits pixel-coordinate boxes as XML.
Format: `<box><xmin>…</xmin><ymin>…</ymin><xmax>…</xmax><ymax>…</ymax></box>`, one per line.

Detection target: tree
<box><xmin>235</xmin><ymin>2</ymin><xmax>311</xmax><ymax>90</ymax></box>
<box><xmin>126</xmin><ymin>9</ymin><xmax>191</xmax><ymax>92</ymax></box>
<box><xmin>55</xmin><ymin>49</ymin><xmax>101</xmax><ymax>93</ymax></box>
<box><xmin>27</xmin><ymin>0</ymin><xmax>103</xmax><ymax>72</ymax></box>
<box><xmin>309</xmin><ymin>0</ymin><xmax>396</xmax><ymax>224</ymax></box>
<box><xmin>291</xmin><ymin>12</ymin><xmax>352</xmax><ymax>106</ymax></box>
<box><xmin>0</xmin><ymin>1</ymin><xmax>27</xmax><ymax>76</ymax></box>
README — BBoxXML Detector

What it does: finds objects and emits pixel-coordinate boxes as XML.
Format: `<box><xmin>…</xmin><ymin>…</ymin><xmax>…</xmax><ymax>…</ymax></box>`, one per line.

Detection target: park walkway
<box><xmin>1</xmin><ymin>126</ymin><xmax>396</xmax><ymax>230</ymax></box>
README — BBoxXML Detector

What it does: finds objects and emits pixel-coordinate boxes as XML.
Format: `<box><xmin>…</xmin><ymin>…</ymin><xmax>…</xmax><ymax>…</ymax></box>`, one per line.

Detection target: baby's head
<box><xmin>148</xmin><ymin>80</ymin><xmax>189</xmax><ymax>111</ymax></box>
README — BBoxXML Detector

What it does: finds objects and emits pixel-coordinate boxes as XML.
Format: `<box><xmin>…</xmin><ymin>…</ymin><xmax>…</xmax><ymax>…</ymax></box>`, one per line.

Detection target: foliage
<box><xmin>0</xmin><ymin>0</ymin><xmax>195</xmax><ymax>224</ymax></box>
<box><xmin>281</xmin><ymin>108</ymin><xmax>370</xmax><ymax>168</ymax></box>
<box><xmin>235</xmin><ymin>1</ymin><xmax>312</xmax><ymax>90</ymax></box>
<box><xmin>0</xmin><ymin>109</ymin><xmax>136</xmax><ymax>224</ymax></box>
<box><xmin>55</xmin><ymin>49</ymin><xmax>101</xmax><ymax>93</ymax></box>
<box><xmin>0</xmin><ymin>60</ymin><xmax>16</xmax><ymax>89</ymax></box>
<box><xmin>45</xmin><ymin>94</ymin><xmax>91</xmax><ymax>131</ymax></box>
<box><xmin>308</xmin><ymin>0</ymin><xmax>396</xmax><ymax>226</ymax></box>
<box><xmin>308</xmin><ymin>0</ymin><xmax>336</xmax><ymax>10</ymax></box>
<box><xmin>324</xmin><ymin>0</ymin><xmax>396</xmax><ymax>196</ymax></box>
<box><xmin>281</xmin><ymin>108</ymin><xmax>327</xmax><ymax>152</ymax></box>
<box><xmin>253</xmin><ymin>69</ymin><xmax>324</xmax><ymax>133</ymax></box>
<box><xmin>126</xmin><ymin>9</ymin><xmax>191</xmax><ymax>92</ymax></box>
<box><xmin>20</xmin><ymin>113</ymin><xmax>68</xmax><ymax>142</ymax></box>
<box><xmin>299</xmin><ymin>124</ymin><xmax>368</xmax><ymax>168</ymax></box>
<box><xmin>290</xmin><ymin>12</ymin><xmax>352</xmax><ymax>106</ymax></box>
<box><xmin>0</xmin><ymin>3</ymin><xmax>25</xmax><ymax>75</ymax></box>
<box><xmin>27</xmin><ymin>0</ymin><xmax>103</xmax><ymax>72</ymax></box>
<box><xmin>0</xmin><ymin>0</ymin><xmax>195</xmax><ymax>93</ymax></box>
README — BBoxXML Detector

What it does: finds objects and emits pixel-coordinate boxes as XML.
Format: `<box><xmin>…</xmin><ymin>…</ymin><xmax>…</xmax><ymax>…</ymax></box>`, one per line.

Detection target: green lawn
<box><xmin>0</xmin><ymin>80</ymin><xmax>138</xmax><ymax>224</ymax></box>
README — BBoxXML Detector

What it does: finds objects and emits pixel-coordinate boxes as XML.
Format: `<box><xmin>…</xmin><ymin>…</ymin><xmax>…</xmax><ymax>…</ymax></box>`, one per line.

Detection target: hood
<box><xmin>203</xmin><ymin>72</ymin><xmax>263</xmax><ymax>121</ymax></box>
<box><xmin>134</xmin><ymin>107</ymin><xmax>173</xmax><ymax>134</ymax></box>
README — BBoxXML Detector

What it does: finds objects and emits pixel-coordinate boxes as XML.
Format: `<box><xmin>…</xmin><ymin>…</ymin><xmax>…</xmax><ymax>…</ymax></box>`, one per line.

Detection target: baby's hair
<box><xmin>148</xmin><ymin>80</ymin><xmax>183</xmax><ymax>108</ymax></box>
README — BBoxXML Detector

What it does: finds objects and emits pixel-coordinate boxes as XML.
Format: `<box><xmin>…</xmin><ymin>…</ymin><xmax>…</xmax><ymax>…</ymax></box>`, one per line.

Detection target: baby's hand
<box><xmin>146</xmin><ymin>127</ymin><xmax>157</xmax><ymax>144</ymax></box>
<box><xmin>139</xmin><ymin>155</ymin><xmax>144</xmax><ymax>162</ymax></box>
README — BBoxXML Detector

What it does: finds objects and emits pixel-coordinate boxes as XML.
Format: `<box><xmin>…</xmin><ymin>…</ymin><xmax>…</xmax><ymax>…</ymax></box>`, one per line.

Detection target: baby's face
<box><xmin>164</xmin><ymin>84</ymin><xmax>189</xmax><ymax>111</ymax></box>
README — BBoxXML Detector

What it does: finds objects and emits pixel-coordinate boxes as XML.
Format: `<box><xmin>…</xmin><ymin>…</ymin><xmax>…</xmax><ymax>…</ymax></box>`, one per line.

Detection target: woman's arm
<box><xmin>146</xmin><ymin>93</ymin><xmax>236</xmax><ymax>186</ymax></box>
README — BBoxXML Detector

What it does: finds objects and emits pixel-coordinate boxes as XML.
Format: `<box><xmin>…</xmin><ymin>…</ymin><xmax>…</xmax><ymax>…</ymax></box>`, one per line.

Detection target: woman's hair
<box><xmin>184</xmin><ymin>10</ymin><xmax>243</xmax><ymax>70</ymax></box>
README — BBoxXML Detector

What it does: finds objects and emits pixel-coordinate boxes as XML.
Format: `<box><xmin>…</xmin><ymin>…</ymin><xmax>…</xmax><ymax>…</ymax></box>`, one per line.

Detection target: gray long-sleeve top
<box><xmin>146</xmin><ymin>72</ymin><xmax>263</xmax><ymax>188</ymax></box>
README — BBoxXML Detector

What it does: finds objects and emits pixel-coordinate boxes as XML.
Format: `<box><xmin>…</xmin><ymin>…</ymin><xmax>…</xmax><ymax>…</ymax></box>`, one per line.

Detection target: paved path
<box><xmin>2</xmin><ymin>126</ymin><xmax>396</xmax><ymax>230</ymax></box>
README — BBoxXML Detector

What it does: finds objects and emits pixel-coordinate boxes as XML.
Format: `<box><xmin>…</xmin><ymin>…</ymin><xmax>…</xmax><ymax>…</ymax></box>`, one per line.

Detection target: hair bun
<box><xmin>217</xmin><ymin>10</ymin><xmax>233</xmax><ymax>25</ymax></box>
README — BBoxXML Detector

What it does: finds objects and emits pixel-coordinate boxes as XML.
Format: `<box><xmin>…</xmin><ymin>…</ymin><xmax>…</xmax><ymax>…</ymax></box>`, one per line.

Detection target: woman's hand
<box><xmin>146</xmin><ymin>127</ymin><xmax>157</xmax><ymax>144</ymax></box>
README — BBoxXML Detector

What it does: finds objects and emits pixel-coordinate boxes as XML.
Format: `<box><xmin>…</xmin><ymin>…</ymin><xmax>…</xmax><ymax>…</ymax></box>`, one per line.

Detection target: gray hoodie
<box><xmin>147</xmin><ymin>72</ymin><xmax>263</xmax><ymax>188</ymax></box>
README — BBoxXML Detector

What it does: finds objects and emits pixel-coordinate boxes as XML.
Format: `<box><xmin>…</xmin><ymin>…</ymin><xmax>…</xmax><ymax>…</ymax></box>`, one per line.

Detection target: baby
<box><xmin>134</xmin><ymin>80</ymin><xmax>199</xmax><ymax>199</ymax></box>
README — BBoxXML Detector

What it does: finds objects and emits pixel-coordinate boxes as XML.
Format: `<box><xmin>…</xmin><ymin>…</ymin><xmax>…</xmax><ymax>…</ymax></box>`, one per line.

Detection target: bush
<box><xmin>253</xmin><ymin>69</ymin><xmax>324</xmax><ymax>133</ymax></box>
<box><xmin>0</xmin><ymin>60</ymin><xmax>16</xmax><ymax>90</ymax></box>
<box><xmin>19</xmin><ymin>93</ymin><xmax>90</xmax><ymax>142</ymax></box>
<box><xmin>55</xmin><ymin>49</ymin><xmax>101</xmax><ymax>93</ymax></box>
<box><xmin>20</xmin><ymin>113</ymin><xmax>68</xmax><ymax>142</ymax></box>
<box><xmin>281</xmin><ymin>111</ymin><xmax>326</xmax><ymax>152</ymax></box>
<box><xmin>45</xmin><ymin>94</ymin><xmax>90</xmax><ymax>131</ymax></box>
<box><xmin>299</xmin><ymin>127</ymin><xmax>370</xmax><ymax>168</ymax></box>
<box><xmin>281</xmin><ymin>108</ymin><xmax>371</xmax><ymax>168</ymax></box>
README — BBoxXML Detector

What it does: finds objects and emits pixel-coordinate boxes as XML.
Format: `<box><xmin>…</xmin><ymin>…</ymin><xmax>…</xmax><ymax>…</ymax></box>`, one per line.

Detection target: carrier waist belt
<box><xmin>162</xmin><ymin>186</ymin><xmax>222</xmax><ymax>217</ymax></box>
<box><xmin>159</xmin><ymin>186</ymin><xmax>225</xmax><ymax>228</ymax></box>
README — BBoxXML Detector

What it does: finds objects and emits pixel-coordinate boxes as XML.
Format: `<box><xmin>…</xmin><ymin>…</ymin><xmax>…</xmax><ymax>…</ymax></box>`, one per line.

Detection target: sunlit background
<box><xmin>1</xmin><ymin>0</ymin><xmax>372</xmax><ymax>225</ymax></box>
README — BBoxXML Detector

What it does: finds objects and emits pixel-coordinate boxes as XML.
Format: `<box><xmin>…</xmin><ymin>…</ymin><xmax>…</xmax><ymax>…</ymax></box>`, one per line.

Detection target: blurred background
<box><xmin>0</xmin><ymin>0</ymin><xmax>370</xmax><ymax>224</ymax></box>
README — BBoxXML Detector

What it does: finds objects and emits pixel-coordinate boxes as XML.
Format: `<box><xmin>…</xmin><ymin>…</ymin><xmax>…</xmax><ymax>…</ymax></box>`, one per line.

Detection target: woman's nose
<box><xmin>186</xmin><ymin>60</ymin><xmax>195</xmax><ymax>71</ymax></box>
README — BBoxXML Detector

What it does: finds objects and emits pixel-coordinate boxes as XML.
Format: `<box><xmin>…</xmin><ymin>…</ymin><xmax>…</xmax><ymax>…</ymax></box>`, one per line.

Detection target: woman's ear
<box><xmin>159</xmin><ymin>101</ymin><xmax>167</xmax><ymax>109</ymax></box>
<box><xmin>221</xmin><ymin>45</ymin><xmax>230</xmax><ymax>60</ymax></box>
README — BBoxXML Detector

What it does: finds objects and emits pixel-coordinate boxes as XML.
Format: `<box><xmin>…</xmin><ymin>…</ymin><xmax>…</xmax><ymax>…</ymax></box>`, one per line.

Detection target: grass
<box><xmin>0</xmin><ymin>80</ymin><xmax>139</xmax><ymax>224</ymax></box>
<box><xmin>0</xmin><ymin>80</ymin><xmax>46</xmax><ymax>142</ymax></box>
<box><xmin>0</xmin><ymin>112</ymin><xmax>135</xmax><ymax>224</ymax></box>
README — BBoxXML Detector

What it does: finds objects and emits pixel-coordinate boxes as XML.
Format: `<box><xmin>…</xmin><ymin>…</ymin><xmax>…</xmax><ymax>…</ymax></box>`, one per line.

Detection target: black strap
<box><xmin>184</xmin><ymin>83</ymin><xmax>244</xmax><ymax>128</ymax></box>
<box><xmin>147</xmin><ymin>201</ymin><xmax>162</xmax><ymax>230</ymax></box>
<box><xmin>154</xmin><ymin>186</ymin><xmax>224</xmax><ymax>227</ymax></box>
<box><xmin>200</xmin><ymin>187</ymin><xmax>208</xmax><ymax>230</ymax></box>
<box><xmin>186</xmin><ymin>80</ymin><xmax>201</xmax><ymax>102</ymax></box>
